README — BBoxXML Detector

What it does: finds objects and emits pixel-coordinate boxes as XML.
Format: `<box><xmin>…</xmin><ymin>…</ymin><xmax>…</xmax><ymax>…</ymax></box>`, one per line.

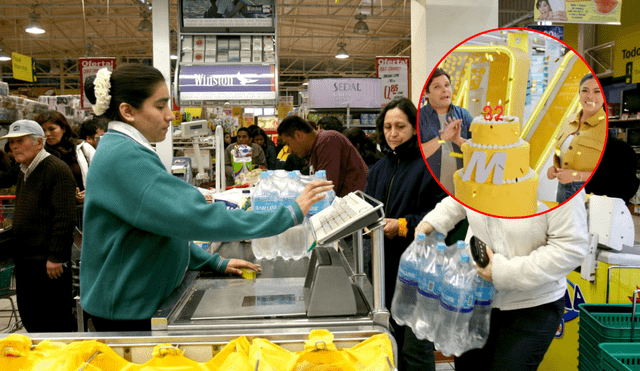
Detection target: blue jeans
<box><xmin>454</xmin><ymin>298</ymin><xmax>564</xmax><ymax>371</ymax></box>
<box><xmin>556</xmin><ymin>181</ymin><xmax>586</xmax><ymax>204</ymax></box>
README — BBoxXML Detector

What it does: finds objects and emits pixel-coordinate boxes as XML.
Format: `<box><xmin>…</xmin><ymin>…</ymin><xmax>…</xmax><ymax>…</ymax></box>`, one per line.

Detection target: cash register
<box><xmin>185</xmin><ymin>191</ymin><xmax>385</xmax><ymax>320</ymax></box>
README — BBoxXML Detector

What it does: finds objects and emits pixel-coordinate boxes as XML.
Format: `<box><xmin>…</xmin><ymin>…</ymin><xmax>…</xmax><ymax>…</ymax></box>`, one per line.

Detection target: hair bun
<box><xmin>84</xmin><ymin>75</ymin><xmax>98</xmax><ymax>105</ymax></box>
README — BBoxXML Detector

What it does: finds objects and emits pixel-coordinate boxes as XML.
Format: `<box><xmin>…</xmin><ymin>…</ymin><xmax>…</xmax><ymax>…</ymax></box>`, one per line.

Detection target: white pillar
<box><xmin>153</xmin><ymin>1</ymin><xmax>173</xmax><ymax>172</ymax></box>
<box><xmin>411</xmin><ymin>0</ymin><xmax>499</xmax><ymax>107</ymax></box>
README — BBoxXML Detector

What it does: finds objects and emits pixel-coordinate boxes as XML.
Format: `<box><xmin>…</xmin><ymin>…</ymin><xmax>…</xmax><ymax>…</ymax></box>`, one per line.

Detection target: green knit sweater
<box><xmin>80</xmin><ymin>130</ymin><xmax>303</xmax><ymax>320</ymax></box>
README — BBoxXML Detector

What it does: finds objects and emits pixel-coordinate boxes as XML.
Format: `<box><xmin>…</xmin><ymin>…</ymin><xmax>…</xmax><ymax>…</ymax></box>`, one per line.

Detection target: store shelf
<box><xmin>608</xmin><ymin>118</ymin><xmax>640</xmax><ymax>128</ymax></box>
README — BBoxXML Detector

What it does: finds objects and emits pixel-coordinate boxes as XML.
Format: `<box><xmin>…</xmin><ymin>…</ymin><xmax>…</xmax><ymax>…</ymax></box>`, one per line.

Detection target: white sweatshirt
<box><xmin>422</xmin><ymin>193</ymin><xmax>588</xmax><ymax>311</ymax></box>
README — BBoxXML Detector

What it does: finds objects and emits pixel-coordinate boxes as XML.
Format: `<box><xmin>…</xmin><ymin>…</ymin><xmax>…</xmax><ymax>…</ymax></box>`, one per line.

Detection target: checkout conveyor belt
<box><xmin>152</xmin><ymin>240</ymin><xmax>384</xmax><ymax>332</ymax></box>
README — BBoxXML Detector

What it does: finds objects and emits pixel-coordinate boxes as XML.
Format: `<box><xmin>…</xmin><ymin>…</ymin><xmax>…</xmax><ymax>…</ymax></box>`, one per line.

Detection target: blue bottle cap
<box><xmin>460</xmin><ymin>254</ymin><xmax>470</xmax><ymax>263</ymax></box>
<box><xmin>436</xmin><ymin>232</ymin><xmax>445</xmax><ymax>240</ymax></box>
<box><xmin>436</xmin><ymin>242</ymin><xmax>446</xmax><ymax>251</ymax></box>
<box><xmin>416</xmin><ymin>233</ymin><xmax>426</xmax><ymax>241</ymax></box>
<box><xmin>456</xmin><ymin>240</ymin><xmax>466</xmax><ymax>250</ymax></box>
<box><xmin>288</xmin><ymin>171</ymin><xmax>297</xmax><ymax>178</ymax></box>
<box><xmin>260</xmin><ymin>172</ymin><xmax>270</xmax><ymax>178</ymax></box>
<box><xmin>315</xmin><ymin>170</ymin><xmax>326</xmax><ymax>177</ymax></box>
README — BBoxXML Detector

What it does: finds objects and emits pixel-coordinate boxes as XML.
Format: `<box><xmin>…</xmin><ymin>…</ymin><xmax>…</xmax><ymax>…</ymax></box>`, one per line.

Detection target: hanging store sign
<box><xmin>178</xmin><ymin>65</ymin><xmax>276</xmax><ymax>101</ymax></box>
<box><xmin>613</xmin><ymin>30</ymin><xmax>640</xmax><ymax>84</ymax></box>
<box><xmin>12</xmin><ymin>53</ymin><xmax>36</xmax><ymax>83</ymax></box>
<box><xmin>376</xmin><ymin>56</ymin><xmax>410</xmax><ymax>106</ymax></box>
<box><xmin>533</xmin><ymin>0</ymin><xmax>622</xmax><ymax>25</ymax></box>
<box><xmin>308</xmin><ymin>78</ymin><xmax>381</xmax><ymax>109</ymax></box>
<box><xmin>79</xmin><ymin>57</ymin><xmax>116</xmax><ymax>110</ymax></box>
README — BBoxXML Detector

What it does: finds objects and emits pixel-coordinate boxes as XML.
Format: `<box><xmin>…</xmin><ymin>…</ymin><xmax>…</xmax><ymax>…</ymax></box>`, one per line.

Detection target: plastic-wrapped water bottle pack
<box><xmin>390</xmin><ymin>233</ymin><xmax>494</xmax><ymax>357</ymax></box>
<box><xmin>250</xmin><ymin>170</ymin><xmax>336</xmax><ymax>260</ymax></box>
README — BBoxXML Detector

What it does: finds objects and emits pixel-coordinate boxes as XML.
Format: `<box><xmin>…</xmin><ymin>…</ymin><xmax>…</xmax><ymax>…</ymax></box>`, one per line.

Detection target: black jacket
<box><xmin>364</xmin><ymin>136</ymin><xmax>446</xmax><ymax>307</ymax></box>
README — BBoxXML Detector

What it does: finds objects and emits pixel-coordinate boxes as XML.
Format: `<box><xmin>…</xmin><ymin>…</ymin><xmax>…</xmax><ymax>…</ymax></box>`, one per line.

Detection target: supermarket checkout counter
<box><xmin>0</xmin><ymin>209</ymin><xmax>396</xmax><ymax>366</ymax></box>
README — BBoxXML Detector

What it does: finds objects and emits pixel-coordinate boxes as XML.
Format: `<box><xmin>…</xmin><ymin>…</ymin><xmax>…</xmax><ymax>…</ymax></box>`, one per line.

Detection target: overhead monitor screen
<box><xmin>179</xmin><ymin>0</ymin><xmax>275</xmax><ymax>33</ymax></box>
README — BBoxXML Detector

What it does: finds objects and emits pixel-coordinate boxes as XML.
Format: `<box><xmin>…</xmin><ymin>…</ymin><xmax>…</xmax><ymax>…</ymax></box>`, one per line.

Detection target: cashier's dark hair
<box><xmin>375</xmin><ymin>97</ymin><xmax>417</xmax><ymax>148</ymax></box>
<box><xmin>426</xmin><ymin>68</ymin><xmax>451</xmax><ymax>93</ymax></box>
<box><xmin>278</xmin><ymin>116</ymin><xmax>314</xmax><ymax>137</ymax></box>
<box><xmin>84</xmin><ymin>63</ymin><xmax>166</xmax><ymax>122</ymax></box>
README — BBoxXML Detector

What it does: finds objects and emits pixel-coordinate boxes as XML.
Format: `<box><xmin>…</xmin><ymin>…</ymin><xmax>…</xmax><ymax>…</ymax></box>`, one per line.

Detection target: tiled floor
<box><xmin>436</xmin><ymin>361</ymin><xmax>456</xmax><ymax>370</ymax></box>
<box><xmin>0</xmin><ymin>293</ymin><xmax>25</xmax><ymax>334</ymax></box>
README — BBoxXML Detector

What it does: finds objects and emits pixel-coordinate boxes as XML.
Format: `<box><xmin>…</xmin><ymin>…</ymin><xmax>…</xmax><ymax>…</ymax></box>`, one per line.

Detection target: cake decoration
<box><xmin>453</xmin><ymin>105</ymin><xmax>539</xmax><ymax>217</ymax></box>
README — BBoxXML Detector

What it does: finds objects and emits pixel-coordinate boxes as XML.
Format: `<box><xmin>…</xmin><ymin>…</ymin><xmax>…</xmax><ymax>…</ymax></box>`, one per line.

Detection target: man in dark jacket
<box><xmin>4</xmin><ymin>120</ymin><xmax>77</xmax><ymax>332</ymax></box>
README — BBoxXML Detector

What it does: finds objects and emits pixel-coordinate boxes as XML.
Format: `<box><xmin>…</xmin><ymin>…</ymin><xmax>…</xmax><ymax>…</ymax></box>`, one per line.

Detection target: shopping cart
<box><xmin>0</xmin><ymin>262</ymin><xmax>21</xmax><ymax>332</ymax></box>
<box><xmin>0</xmin><ymin>198</ymin><xmax>14</xmax><ymax>231</ymax></box>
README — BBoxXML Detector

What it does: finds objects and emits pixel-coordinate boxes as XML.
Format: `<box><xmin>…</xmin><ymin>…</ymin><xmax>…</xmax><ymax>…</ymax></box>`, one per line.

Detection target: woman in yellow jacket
<box><xmin>547</xmin><ymin>73</ymin><xmax>607</xmax><ymax>203</ymax></box>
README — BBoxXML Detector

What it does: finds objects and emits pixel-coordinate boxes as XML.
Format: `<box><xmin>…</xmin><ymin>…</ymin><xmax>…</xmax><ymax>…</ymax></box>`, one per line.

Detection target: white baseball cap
<box><xmin>2</xmin><ymin>120</ymin><xmax>45</xmax><ymax>139</ymax></box>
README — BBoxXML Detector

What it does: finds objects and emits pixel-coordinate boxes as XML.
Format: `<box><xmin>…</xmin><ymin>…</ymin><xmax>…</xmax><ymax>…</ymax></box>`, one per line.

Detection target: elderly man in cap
<box><xmin>4</xmin><ymin>120</ymin><xmax>77</xmax><ymax>332</ymax></box>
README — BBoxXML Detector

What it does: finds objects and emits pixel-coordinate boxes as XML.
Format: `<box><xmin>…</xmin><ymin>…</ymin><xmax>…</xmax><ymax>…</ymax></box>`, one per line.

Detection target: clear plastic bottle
<box><xmin>467</xmin><ymin>274</ymin><xmax>495</xmax><ymax>350</ymax></box>
<box><xmin>414</xmin><ymin>240</ymin><xmax>447</xmax><ymax>341</ymax></box>
<box><xmin>251</xmin><ymin>172</ymin><xmax>280</xmax><ymax>260</ymax></box>
<box><xmin>446</xmin><ymin>240</ymin><xmax>468</xmax><ymax>269</ymax></box>
<box><xmin>391</xmin><ymin>233</ymin><xmax>426</xmax><ymax>326</ymax></box>
<box><xmin>434</xmin><ymin>253</ymin><xmax>476</xmax><ymax>357</ymax></box>
<box><xmin>279</xmin><ymin>172</ymin><xmax>308</xmax><ymax>260</ymax></box>
<box><xmin>313</xmin><ymin>170</ymin><xmax>336</xmax><ymax>213</ymax></box>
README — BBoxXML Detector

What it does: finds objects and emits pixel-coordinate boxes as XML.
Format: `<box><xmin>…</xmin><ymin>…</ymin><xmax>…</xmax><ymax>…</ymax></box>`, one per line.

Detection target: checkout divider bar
<box><xmin>370</xmin><ymin>220</ymin><xmax>388</xmax><ymax>326</ymax></box>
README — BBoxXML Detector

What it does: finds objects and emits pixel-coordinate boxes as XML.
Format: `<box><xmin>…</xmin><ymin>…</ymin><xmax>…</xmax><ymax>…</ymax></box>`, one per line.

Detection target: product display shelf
<box><xmin>308</xmin><ymin>108</ymin><xmax>379</xmax><ymax>129</ymax></box>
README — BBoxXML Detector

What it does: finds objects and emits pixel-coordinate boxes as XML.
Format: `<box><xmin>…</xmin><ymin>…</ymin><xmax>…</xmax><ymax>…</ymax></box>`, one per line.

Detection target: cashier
<box><xmin>80</xmin><ymin>64</ymin><xmax>333</xmax><ymax>332</ymax></box>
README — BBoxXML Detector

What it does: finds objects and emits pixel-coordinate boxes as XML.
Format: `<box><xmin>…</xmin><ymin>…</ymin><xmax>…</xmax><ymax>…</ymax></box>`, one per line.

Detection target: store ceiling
<box><xmin>0</xmin><ymin>0</ymin><xmax>536</xmax><ymax>93</ymax></box>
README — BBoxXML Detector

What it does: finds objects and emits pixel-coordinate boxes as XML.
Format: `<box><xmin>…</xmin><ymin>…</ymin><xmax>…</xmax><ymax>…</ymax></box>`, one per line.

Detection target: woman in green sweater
<box><xmin>81</xmin><ymin>64</ymin><xmax>332</xmax><ymax>332</ymax></box>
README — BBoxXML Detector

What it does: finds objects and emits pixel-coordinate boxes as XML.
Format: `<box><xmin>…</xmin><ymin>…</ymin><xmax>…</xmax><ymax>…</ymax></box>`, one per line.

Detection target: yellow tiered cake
<box><xmin>453</xmin><ymin>115</ymin><xmax>539</xmax><ymax>217</ymax></box>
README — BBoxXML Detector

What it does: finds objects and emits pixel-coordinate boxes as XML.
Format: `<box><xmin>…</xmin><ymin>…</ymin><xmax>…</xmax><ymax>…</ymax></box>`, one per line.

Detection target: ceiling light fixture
<box><xmin>25</xmin><ymin>11</ymin><xmax>45</xmax><ymax>34</ymax></box>
<box><xmin>138</xmin><ymin>8</ymin><xmax>152</xmax><ymax>32</ymax></box>
<box><xmin>354</xmin><ymin>14</ymin><xmax>369</xmax><ymax>34</ymax></box>
<box><xmin>335</xmin><ymin>42</ymin><xmax>349</xmax><ymax>59</ymax></box>
<box><xmin>138</xmin><ymin>18</ymin><xmax>152</xmax><ymax>32</ymax></box>
<box><xmin>326</xmin><ymin>61</ymin><xmax>335</xmax><ymax>73</ymax></box>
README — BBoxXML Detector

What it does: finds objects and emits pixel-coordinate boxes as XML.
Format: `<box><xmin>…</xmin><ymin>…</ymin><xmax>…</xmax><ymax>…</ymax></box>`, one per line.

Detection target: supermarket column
<box><xmin>410</xmin><ymin>0</ymin><xmax>498</xmax><ymax>108</ymax></box>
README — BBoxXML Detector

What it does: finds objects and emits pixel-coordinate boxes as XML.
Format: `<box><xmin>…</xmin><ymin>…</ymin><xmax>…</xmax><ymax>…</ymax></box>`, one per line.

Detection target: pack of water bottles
<box><xmin>390</xmin><ymin>232</ymin><xmax>495</xmax><ymax>357</ymax></box>
<box><xmin>251</xmin><ymin>170</ymin><xmax>336</xmax><ymax>260</ymax></box>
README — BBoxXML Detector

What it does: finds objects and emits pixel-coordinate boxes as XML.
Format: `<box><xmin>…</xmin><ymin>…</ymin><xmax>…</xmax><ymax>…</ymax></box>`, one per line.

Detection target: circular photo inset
<box><xmin>417</xmin><ymin>27</ymin><xmax>608</xmax><ymax>218</ymax></box>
